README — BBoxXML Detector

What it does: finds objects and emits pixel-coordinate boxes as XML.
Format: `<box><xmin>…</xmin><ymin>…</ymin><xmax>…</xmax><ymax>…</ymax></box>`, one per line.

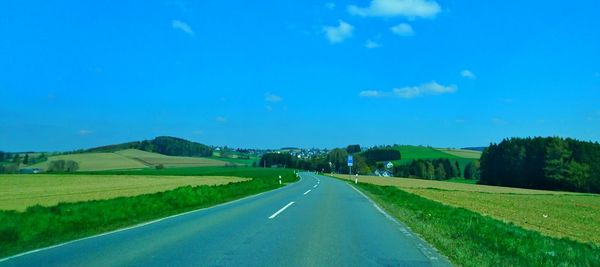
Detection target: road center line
<box><xmin>303</xmin><ymin>189</ymin><xmax>312</xmax><ymax>195</ymax></box>
<box><xmin>268</xmin><ymin>201</ymin><xmax>295</xmax><ymax>219</ymax></box>
<box><xmin>313</xmin><ymin>184</ymin><xmax>318</xmax><ymax>188</ymax></box>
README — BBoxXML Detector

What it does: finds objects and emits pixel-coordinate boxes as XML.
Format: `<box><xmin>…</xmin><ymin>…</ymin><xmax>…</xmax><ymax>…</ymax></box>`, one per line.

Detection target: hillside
<box><xmin>28</xmin><ymin>149</ymin><xmax>227</xmax><ymax>171</ymax></box>
<box><xmin>87</xmin><ymin>136</ymin><xmax>213</xmax><ymax>157</ymax></box>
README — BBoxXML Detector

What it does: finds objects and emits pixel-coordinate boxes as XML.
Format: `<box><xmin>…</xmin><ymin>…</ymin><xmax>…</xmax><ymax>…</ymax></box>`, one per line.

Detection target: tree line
<box><xmin>87</xmin><ymin>136</ymin><xmax>214</xmax><ymax>157</ymax></box>
<box><xmin>480</xmin><ymin>137</ymin><xmax>600</xmax><ymax>193</ymax></box>
<box><xmin>393</xmin><ymin>159</ymin><xmax>463</xmax><ymax>180</ymax></box>
<box><xmin>258</xmin><ymin>147</ymin><xmax>402</xmax><ymax>175</ymax></box>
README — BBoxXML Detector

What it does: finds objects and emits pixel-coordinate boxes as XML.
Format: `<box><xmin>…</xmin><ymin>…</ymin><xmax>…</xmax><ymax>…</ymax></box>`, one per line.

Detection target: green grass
<box><xmin>209</xmin><ymin>156</ymin><xmax>259</xmax><ymax>166</ymax></box>
<box><xmin>0</xmin><ymin>167</ymin><xmax>296</xmax><ymax>258</ymax></box>
<box><xmin>27</xmin><ymin>149</ymin><xmax>228</xmax><ymax>171</ymax></box>
<box><xmin>445</xmin><ymin>178</ymin><xmax>479</xmax><ymax>184</ymax></box>
<box><xmin>355</xmin><ymin>183</ymin><xmax>600</xmax><ymax>266</ymax></box>
<box><xmin>435</xmin><ymin>148</ymin><xmax>482</xmax><ymax>159</ymax></box>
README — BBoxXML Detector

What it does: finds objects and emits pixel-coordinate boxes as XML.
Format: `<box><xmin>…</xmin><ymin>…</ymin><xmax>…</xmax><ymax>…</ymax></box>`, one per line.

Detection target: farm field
<box><xmin>28</xmin><ymin>153</ymin><xmax>146</xmax><ymax>171</ymax></box>
<box><xmin>27</xmin><ymin>149</ymin><xmax>227</xmax><ymax>171</ymax></box>
<box><xmin>115</xmin><ymin>149</ymin><xmax>227</xmax><ymax>167</ymax></box>
<box><xmin>0</xmin><ymin>174</ymin><xmax>248</xmax><ymax>211</ymax></box>
<box><xmin>335</xmin><ymin>174</ymin><xmax>600</xmax><ymax>245</ymax></box>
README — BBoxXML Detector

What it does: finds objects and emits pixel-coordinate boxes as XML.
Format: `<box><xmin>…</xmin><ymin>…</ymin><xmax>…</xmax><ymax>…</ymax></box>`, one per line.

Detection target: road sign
<box><xmin>347</xmin><ymin>155</ymin><xmax>353</xmax><ymax>167</ymax></box>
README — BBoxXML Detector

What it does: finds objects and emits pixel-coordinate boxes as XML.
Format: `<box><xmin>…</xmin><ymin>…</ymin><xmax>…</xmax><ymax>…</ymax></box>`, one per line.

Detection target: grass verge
<box><xmin>355</xmin><ymin>183</ymin><xmax>600</xmax><ymax>266</ymax></box>
<box><xmin>0</xmin><ymin>167</ymin><xmax>295</xmax><ymax>258</ymax></box>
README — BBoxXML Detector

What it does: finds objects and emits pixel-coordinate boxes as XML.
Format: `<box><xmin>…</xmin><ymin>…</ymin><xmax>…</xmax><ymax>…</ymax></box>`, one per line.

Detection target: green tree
<box><xmin>464</xmin><ymin>161</ymin><xmax>481</xmax><ymax>180</ymax></box>
<box><xmin>328</xmin><ymin>148</ymin><xmax>348</xmax><ymax>173</ymax></box>
<box><xmin>454</xmin><ymin>160</ymin><xmax>461</xmax><ymax>178</ymax></box>
<box><xmin>544</xmin><ymin>138</ymin><xmax>571</xmax><ymax>183</ymax></box>
<box><xmin>0</xmin><ymin>151</ymin><xmax>5</xmax><ymax>162</ymax></box>
<box><xmin>219</xmin><ymin>147</ymin><xmax>232</xmax><ymax>158</ymax></box>
<box><xmin>353</xmin><ymin>155</ymin><xmax>371</xmax><ymax>175</ymax></box>
<box><xmin>65</xmin><ymin>160</ymin><xmax>79</xmax><ymax>172</ymax></box>
<box><xmin>568</xmin><ymin>161</ymin><xmax>590</xmax><ymax>192</ymax></box>
<box><xmin>23</xmin><ymin>154</ymin><xmax>29</xmax><ymax>165</ymax></box>
<box><xmin>434</xmin><ymin>162</ymin><xmax>446</xmax><ymax>180</ymax></box>
<box><xmin>346</xmin><ymin>145</ymin><xmax>361</xmax><ymax>154</ymax></box>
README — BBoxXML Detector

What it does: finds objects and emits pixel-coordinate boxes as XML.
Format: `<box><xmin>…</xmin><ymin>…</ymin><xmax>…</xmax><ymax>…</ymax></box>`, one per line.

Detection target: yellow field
<box><xmin>115</xmin><ymin>149</ymin><xmax>227</xmax><ymax>167</ymax></box>
<box><xmin>28</xmin><ymin>153</ymin><xmax>147</xmax><ymax>171</ymax></box>
<box><xmin>0</xmin><ymin>174</ymin><xmax>249</xmax><ymax>211</ymax></box>
<box><xmin>335</xmin><ymin>174</ymin><xmax>600</xmax><ymax>244</ymax></box>
<box><xmin>435</xmin><ymin>148</ymin><xmax>482</xmax><ymax>159</ymax></box>
<box><xmin>28</xmin><ymin>149</ymin><xmax>227</xmax><ymax>171</ymax></box>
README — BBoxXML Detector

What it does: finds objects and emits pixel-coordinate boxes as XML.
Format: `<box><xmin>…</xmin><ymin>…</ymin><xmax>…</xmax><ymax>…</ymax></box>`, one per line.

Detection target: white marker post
<box><xmin>355</xmin><ymin>174</ymin><xmax>358</xmax><ymax>184</ymax></box>
<box><xmin>279</xmin><ymin>175</ymin><xmax>282</xmax><ymax>185</ymax></box>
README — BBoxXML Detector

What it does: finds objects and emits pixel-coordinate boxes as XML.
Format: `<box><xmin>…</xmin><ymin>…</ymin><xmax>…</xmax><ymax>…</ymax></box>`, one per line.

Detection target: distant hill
<box><xmin>87</xmin><ymin>136</ymin><xmax>213</xmax><ymax>157</ymax></box>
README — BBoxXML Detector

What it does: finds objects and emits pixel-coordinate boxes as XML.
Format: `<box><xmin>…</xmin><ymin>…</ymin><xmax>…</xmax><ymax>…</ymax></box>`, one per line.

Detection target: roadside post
<box><xmin>279</xmin><ymin>175</ymin><xmax>282</xmax><ymax>185</ymax></box>
<box><xmin>355</xmin><ymin>174</ymin><xmax>358</xmax><ymax>184</ymax></box>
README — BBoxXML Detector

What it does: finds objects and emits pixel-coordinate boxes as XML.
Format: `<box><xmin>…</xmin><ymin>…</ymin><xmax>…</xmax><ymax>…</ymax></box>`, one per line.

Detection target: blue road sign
<box><xmin>347</xmin><ymin>155</ymin><xmax>353</xmax><ymax>166</ymax></box>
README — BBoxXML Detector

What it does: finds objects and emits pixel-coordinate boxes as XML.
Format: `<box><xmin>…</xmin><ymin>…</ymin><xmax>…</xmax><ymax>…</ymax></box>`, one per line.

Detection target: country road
<box><xmin>0</xmin><ymin>173</ymin><xmax>450</xmax><ymax>267</ymax></box>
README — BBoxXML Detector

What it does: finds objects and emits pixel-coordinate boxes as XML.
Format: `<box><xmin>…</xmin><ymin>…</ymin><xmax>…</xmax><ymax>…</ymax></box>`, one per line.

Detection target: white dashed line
<box><xmin>304</xmin><ymin>189</ymin><xmax>312</xmax><ymax>195</ymax></box>
<box><xmin>268</xmin><ymin>202</ymin><xmax>295</xmax><ymax>219</ymax></box>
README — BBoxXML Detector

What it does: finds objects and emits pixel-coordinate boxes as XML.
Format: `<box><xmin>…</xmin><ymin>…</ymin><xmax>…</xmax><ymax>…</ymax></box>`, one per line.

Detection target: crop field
<box><xmin>27</xmin><ymin>149</ymin><xmax>228</xmax><ymax>171</ymax></box>
<box><xmin>28</xmin><ymin>153</ymin><xmax>147</xmax><ymax>171</ymax></box>
<box><xmin>0</xmin><ymin>174</ymin><xmax>248</xmax><ymax>211</ymax></box>
<box><xmin>115</xmin><ymin>149</ymin><xmax>227</xmax><ymax>167</ymax></box>
<box><xmin>335</xmin><ymin>174</ymin><xmax>600</xmax><ymax>245</ymax></box>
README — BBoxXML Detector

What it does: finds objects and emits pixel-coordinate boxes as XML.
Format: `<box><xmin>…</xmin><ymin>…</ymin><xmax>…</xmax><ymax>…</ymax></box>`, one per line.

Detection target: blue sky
<box><xmin>1</xmin><ymin>0</ymin><xmax>599</xmax><ymax>151</ymax></box>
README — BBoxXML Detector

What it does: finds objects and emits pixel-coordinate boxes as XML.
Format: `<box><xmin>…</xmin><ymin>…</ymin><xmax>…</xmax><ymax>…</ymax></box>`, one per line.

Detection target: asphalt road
<box><xmin>0</xmin><ymin>173</ymin><xmax>451</xmax><ymax>267</ymax></box>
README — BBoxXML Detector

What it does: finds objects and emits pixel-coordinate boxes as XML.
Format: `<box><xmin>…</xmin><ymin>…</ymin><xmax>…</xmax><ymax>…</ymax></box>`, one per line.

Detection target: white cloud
<box><xmin>365</xmin><ymin>40</ymin><xmax>381</xmax><ymax>49</ymax></box>
<box><xmin>265</xmin><ymin>92</ymin><xmax>282</xmax><ymax>103</ymax></box>
<box><xmin>390</xmin><ymin>23</ymin><xmax>414</xmax><ymax>36</ymax></box>
<box><xmin>348</xmin><ymin>0</ymin><xmax>441</xmax><ymax>19</ymax></box>
<box><xmin>323</xmin><ymin>20</ymin><xmax>354</xmax><ymax>43</ymax></box>
<box><xmin>359</xmin><ymin>90</ymin><xmax>385</xmax><ymax>97</ymax></box>
<box><xmin>171</xmin><ymin>20</ymin><xmax>195</xmax><ymax>36</ymax></box>
<box><xmin>215</xmin><ymin>116</ymin><xmax>227</xmax><ymax>123</ymax></box>
<box><xmin>394</xmin><ymin>81</ymin><xmax>457</xmax><ymax>98</ymax></box>
<box><xmin>325</xmin><ymin>2</ymin><xmax>336</xmax><ymax>9</ymax></box>
<box><xmin>359</xmin><ymin>81</ymin><xmax>457</xmax><ymax>99</ymax></box>
<box><xmin>78</xmin><ymin>129</ymin><xmax>92</xmax><ymax>136</ymax></box>
<box><xmin>461</xmin><ymin>70</ymin><xmax>476</xmax><ymax>79</ymax></box>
